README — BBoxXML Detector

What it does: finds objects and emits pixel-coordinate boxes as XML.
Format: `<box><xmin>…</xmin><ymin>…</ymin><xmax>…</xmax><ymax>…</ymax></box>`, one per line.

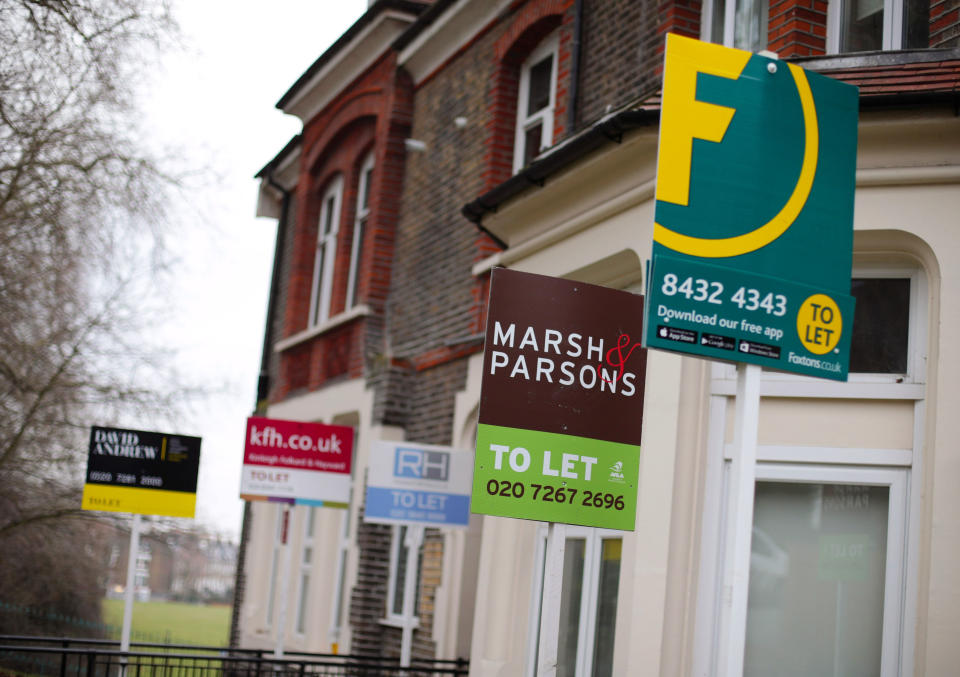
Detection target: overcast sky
<box><xmin>143</xmin><ymin>1</ymin><xmax>367</xmax><ymax>538</ymax></box>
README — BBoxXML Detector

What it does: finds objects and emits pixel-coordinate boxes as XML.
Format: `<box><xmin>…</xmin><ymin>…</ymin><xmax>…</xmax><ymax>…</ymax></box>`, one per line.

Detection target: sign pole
<box><xmin>399</xmin><ymin>525</ymin><xmax>424</xmax><ymax>668</ymax></box>
<box><xmin>273</xmin><ymin>504</ymin><xmax>292</xmax><ymax>659</ymax></box>
<box><xmin>721</xmin><ymin>363</ymin><xmax>761</xmax><ymax>677</ymax></box>
<box><xmin>536</xmin><ymin>522</ymin><xmax>566</xmax><ymax>677</ymax></box>
<box><xmin>120</xmin><ymin>513</ymin><xmax>141</xmax><ymax>653</ymax></box>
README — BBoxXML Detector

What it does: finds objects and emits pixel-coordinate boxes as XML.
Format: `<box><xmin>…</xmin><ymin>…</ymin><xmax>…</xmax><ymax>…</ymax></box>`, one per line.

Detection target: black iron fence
<box><xmin>0</xmin><ymin>636</ymin><xmax>469</xmax><ymax>677</ymax></box>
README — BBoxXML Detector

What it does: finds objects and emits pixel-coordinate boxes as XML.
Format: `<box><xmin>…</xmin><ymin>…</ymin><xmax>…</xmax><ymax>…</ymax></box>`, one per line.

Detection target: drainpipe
<box><xmin>566</xmin><ymin>0</ymin><xmax>584</xmax><ymax>134</ymax></box>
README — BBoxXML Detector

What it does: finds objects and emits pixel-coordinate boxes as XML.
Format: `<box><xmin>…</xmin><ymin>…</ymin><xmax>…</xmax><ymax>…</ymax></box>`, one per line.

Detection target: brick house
<box><xmin>237</xmin><ymin>0</ymin><xmax>960</xmax><ymax>674</ymax></box>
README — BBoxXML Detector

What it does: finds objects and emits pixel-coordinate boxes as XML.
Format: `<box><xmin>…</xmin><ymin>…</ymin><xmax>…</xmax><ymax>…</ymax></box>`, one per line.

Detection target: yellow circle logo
<box><xmin>797</xmin><ymin>294</ymin><xmax>842</xmax><ymax>355</ymax></box>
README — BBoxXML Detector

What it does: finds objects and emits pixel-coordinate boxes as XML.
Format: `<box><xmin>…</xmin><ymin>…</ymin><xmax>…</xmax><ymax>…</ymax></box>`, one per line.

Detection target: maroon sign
<box><xmin>479</xmin><ymin>268</ymin><xmax>647</xmax><ymax>446</ymax></box>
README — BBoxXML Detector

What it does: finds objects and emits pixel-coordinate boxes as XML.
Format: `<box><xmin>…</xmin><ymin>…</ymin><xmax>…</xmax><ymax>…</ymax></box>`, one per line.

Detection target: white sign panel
<box><xmin>364</xmin><ymin>441</ymin><xmax>473</xmax><ymax>528</ymax></box>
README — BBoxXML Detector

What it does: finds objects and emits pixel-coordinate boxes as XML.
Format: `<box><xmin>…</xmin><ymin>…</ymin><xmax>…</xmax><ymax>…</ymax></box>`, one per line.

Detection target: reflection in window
<box><xmin>310</xmin><ymin>176</ymin><xmax>343</xmax><ymax>326</ymax></box>
<box><xmin>347</xmin><ymin>153</ymin><xmax>373</xmax><ymax>309</ymax></box>
<box><xmin>840</xmin><ymin>0</ymin><xmax>930</xmax><ymax>51</ymax></box>
<box><xmin>849</xmin><ymin>278</ymin><xmax>910</xmax><ymax>373</ymax></box>
<box><xmin>745</xmin><ymin>482</ymin><xmax>889</xmax><ymax>676</ymax></box>
<box><xmin>710</xmin><ymin>0</ymin><xmax>769</xmax><ymax>52</ymax></box>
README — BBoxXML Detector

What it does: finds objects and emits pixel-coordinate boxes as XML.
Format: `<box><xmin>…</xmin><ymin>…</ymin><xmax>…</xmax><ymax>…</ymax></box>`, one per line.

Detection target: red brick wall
<box><xmin>768</xmin><ymin>0</ymin><xmax>827</xmax><ymax>56</ymax></box>
<box><xmin>272</xmin><ymin>51</ymin><xmax>412</xmax><ymax>400</ymax></box>
<box><xmin>931</xmin><ymin>0</ymin><xmax>960</xmax><ymax>47</ymax></box>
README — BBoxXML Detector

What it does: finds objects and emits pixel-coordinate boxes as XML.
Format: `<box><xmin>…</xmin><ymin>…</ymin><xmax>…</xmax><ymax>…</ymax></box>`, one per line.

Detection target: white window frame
<box><xmin>309</xmin><ymin>175</ymin><xmax>343</xmax><ymax>327</ymax></box>
<box><xmin>524</xmin><ymin>525</ymin><xmax>623</xmax><ymax>677</ymax></box>
<box><xmin>293</xmin><ymin>506</ymin><xmax>316</xmax><ymax>636</ymax></box>
<box><xmin>693</xmin><ymin>261</ymin><xmax>926</xmax><ymax>677</ymax></box>
<box><xmin>346</xmin><ymin>152</ymin><xmax>374</xmax><ymax>309</ymax></box>
<box><xmin>827</xmin><ymin>0</ymin><xmax>911</xmax><ymax>53</ymax></box>
<box><xmin>513</xmin><ymin>32</ymin><xmax>559</xmax><ymax>173</ymax></box>
<box><xmin>383</xmin><ymin>524</ymin><xmax>423</xmax><ymax>628</ymax></box>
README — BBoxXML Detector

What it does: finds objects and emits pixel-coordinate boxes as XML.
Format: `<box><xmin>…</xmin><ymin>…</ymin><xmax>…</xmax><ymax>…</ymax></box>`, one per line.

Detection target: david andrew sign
<box><xmin>644</xmin><ymin>33</ymin><xmax>858</xmax><ymax>380</ymax></box>
<box><xmin>240</xmin><ymin>416</ymin><xmax>353</xmax><ymax>507</ymax></box>
<box><xmin>82</xmin><ymin>426</ymin><xmax>201</xmax><ymax>518</ymax></box>
<box><xmin>472</xmin><ymin>268</ymin><xmax>647</xmax><ymax>531</ymax></box>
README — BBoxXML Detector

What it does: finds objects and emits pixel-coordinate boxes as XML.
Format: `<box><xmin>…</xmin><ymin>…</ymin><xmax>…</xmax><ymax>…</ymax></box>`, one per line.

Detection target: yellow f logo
<box><xmin>656</xmin><ymin>34</ymin><xmax>751</xmax><ymax>207</ymax></box>
<box><xmin>654</xmin><ymin>33</ymin><xmax>820</xmax><ymax>258</ymax></box>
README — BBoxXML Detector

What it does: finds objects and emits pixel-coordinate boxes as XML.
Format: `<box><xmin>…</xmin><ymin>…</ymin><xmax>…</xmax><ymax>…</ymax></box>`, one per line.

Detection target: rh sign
<box><xmin>365</xmin><ymin>441</ymin><xmax>472</xmax><ymax>528</ymax></box>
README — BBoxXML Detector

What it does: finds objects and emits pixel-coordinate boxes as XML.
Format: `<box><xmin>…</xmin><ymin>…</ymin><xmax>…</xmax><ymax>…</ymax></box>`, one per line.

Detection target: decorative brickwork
<box><xmin>931</xmin><ymin>0</ymin><xmax>960</xmax><ymax>47</ymax></box>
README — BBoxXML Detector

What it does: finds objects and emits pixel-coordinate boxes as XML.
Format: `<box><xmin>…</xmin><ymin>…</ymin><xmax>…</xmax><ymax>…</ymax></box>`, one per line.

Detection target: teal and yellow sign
<box><xmin>644</xmin><ymin>34</ymin><xmax>858</xmax><ymax>380</ymax></box>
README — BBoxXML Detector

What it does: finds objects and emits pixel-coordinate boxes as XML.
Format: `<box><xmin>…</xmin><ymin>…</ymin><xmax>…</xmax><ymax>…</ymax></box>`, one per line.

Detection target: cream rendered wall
<box><xmin>467</xmin><ymin>105</ymin><xmax>960</xmax><ymax>676</ymax></box>
<box><xmin>238</xmin><ymin>375</ymin><xmax>395</xmax><ymax>652</ymax></box>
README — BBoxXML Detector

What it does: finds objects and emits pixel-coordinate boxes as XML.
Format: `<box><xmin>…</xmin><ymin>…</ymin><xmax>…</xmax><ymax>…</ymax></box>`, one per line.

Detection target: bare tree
<box><xmin>0</xmin><ymin>0</ymin><xmax>192</xmax><ymax>632</ymax></box>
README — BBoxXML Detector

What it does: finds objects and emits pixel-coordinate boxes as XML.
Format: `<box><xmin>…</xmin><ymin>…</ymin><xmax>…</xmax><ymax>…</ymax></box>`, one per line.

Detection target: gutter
<box><xmin>462</xmin><ymin>108</ymin><xmax>660</xmax><ymax>226</ymax></box>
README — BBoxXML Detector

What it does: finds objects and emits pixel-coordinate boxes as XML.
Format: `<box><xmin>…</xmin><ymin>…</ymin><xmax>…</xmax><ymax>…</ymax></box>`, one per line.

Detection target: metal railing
<box><xmin>0</xmin><ymin>636</ymin><xmax>469</xmax><ymax>677</ymax></box>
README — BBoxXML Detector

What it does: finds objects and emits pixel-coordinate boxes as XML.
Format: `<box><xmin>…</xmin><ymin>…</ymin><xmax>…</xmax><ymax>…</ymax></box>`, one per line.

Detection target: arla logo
<box><xmin>655</xmin><ymin>33</ymin><xmax>819</xmax><ymax>259</ymax></box>
<box><xmin>609</xmin><ymin>461</ymin><xmax>625</xmax><ymax>483</ymax></box>
<box><xmin>394</xmin><ymin>447</ymin><xmax>449</xmax><ymax>481</ymax></box>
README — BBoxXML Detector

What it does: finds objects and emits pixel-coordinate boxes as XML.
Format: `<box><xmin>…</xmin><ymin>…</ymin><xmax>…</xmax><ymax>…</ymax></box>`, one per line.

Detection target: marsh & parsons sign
<box><xmin>644</xmin><ymin>34</ymin><xmax>858</xmax><ymax>380</ymax></box>
<box><xmin>472</xmin><ymin>268</ymin><xmax>646</xmax><ymax>531</ymax></box>
<box><xmin>82</xmin><ymin>426</ymin><xmax>201</xmax><ymax>518</ymax></box>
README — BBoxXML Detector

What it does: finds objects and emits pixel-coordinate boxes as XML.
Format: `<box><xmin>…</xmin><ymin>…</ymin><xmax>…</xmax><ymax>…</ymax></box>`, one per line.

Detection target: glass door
<box><xmin>744</xmin><ymin>465</ymin><xmax>907</xmax><ymax>677</ymax></box>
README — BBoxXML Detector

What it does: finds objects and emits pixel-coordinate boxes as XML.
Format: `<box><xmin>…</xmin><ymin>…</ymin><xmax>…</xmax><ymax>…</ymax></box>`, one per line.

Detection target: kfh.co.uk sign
<box><xmin>365</xmin><ymin>441</ymin><xmax>473</xmax><ymax>528</ymax></box>
<box><xmin>240</xmin><ymin>416</ymin><xmax>353</xmax><ymax>507</ymax></box>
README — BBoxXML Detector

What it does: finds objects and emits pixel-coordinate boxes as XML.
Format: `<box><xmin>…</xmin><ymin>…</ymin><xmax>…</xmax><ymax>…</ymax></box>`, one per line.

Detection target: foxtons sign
<box><xmin>644</xmin><ymin>34</ymin><xmax>858</xmax><ymax>379</ymax></box>
<box><xmin>240</xmin><ymin>417</ymin><xmax>353</xmax><ymax>506</ymax></box>
<box><xmin>472</xmin><ymin>268</ymin><xmax>646</xmax><ymax>530</ymax></box>
<box><xmin>82</xmin><ymin>426</ymin><xmax>201</xmax><ymax>518</ymax></box>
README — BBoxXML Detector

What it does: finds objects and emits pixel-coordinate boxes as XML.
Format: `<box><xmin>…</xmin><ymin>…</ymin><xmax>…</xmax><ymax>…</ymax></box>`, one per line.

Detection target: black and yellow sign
<box><xmin>81</xmin><ymin>426</ymin><xmax>201</xmax><ymax>518</ymax></box>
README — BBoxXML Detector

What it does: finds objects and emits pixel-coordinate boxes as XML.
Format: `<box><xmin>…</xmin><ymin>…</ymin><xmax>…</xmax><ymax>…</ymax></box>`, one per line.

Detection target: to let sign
<box><xmin>240</xmin><ymin>416</ymin><xmax>353</xmax><ymax>507</ymax></box>
<box><xmin>82</xmin><ymin>426</ymin><xmax>201</xmax><ymax>518</ymax></box>
<box><xmin>472</xmin><ymin>268</ymin><xmax>647</xmax><ymax>531</ymax></box>
<box><xmin>644</xmin><ymin>34</ymin><xmax>858</xmax><ymax>380</ymax></box>
<box><xmin>365</xmin><ymin>441</ymin><xmax>473</xmax><ymax>528</ymax></box>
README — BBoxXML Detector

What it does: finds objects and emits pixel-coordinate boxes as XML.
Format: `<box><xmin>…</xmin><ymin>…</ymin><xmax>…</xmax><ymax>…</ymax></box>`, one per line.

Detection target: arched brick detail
<box><xmin>483</xmin><ymin>0</ymin><xmax>574</xmax><ymax>191</ymax></box>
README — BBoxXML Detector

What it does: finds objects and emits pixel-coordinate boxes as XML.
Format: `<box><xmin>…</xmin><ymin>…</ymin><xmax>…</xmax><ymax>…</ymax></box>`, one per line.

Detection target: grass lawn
<box><xmin>101</xmin><ymin>599</ymin><xmax>231</xmax><ymax>647</ymax></box>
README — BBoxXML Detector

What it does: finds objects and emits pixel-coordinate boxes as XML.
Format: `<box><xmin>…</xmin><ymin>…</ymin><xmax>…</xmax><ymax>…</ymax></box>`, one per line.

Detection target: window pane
<box><xmin>903</xmin><ymin>0</ymin><xmax>930</xmax><ymax>48</ymax></box>
<box><xmin>557</xmin><ymin>538</ymin><xmax>586</xmax><ymax>677</ymax></box>
<box><xmin>712</xmin><ymin>0</ymin><xmax>727</xmax><ymax>42</ymax></box>
<box><xmin>296</xmin><ymin>572</ymin><xmax>310</xmax><ymax>633</ymax></box>
<box><xmin>734</xmin><ymin>0</ymin><xmax>769</xmax><ymax>51</ymax></box>
<box><xmin>745</xmin><ymin>482</ymin><xmax>889</xmax><ymax>677</ymax></box>
<box><xmin>523</xmin><ymin>123</ymin><xmax>543</xmax><ymax>167</ymax></box>
<box><xmin>361</xmin><ymin>167</ymin><xmax>373</xmax><ymax>210</ymax></box>
<box><xmin>591</xmin><ymin>539</ymin><xmax>621</xmax><ymax>677</ymax></box>
<box><xmin>841</xmin><ymin>0</ymin><xmax>884</xmax><ymax>51</ymax></box>
<box><xmin>313</xmin><ymin>242</ymin><xmax>326</xmax><ymax>323</ymax></box>
<box><xmin>323</xmin><ymin>195</ymin><xmax>336</xmax><ymax>234</ymax></box>
<box><xmin>527</xmin><ymin>55</ymin><xmax>553</xmax><ymax>116</ymax></box>
<box><xmin>350</xmin><ymin>218</ymin><xmax>365</xmax><ymax>307</ymax></box>
<box><xmin>849</xmin><ymin>278</ymin><xmax>910</xmax><ymax>373</ymax></box>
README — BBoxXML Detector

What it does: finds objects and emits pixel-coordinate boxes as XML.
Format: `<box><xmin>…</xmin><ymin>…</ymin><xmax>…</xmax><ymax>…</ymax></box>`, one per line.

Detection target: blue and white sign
<box><xmin>364</xmin><ymin>441</ymin><xmax>473</xmax><ymax>528</ymax></box>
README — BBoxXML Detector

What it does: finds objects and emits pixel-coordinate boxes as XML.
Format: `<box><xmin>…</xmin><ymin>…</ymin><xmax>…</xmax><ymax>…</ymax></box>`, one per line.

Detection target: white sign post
<box><xmin>720</xmin><ymin>362</ymin><xmax>762</xmax><ymax>676</ymax></box>
<box><xmin>273</xmin><ymin>504</ymin><xmax>293</xmax><ymax>659</ymax></box>
<box><xmin>536</xmin><ymin>522</ymin><xmax>567</xmax><ymax>677</ymax></box>
<box><xmin>120</xmin><ymin>513</ymin><xmax>142</xmax><ymax>654</ymax></box>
